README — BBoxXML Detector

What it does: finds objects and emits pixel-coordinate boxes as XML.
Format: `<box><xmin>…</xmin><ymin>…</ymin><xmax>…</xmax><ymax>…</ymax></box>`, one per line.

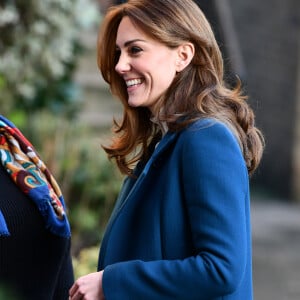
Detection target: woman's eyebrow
<box><xmin>116</xmin><ymin>39</ymin><xmax>146</xmax><ymax>48</ymax></box>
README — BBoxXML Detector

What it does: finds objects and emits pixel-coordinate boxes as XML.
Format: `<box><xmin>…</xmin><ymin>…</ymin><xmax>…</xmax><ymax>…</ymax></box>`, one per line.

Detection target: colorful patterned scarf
<box><xmin>0</xmin><ymin>115</ymin><xmax>71</xmax><ymax>238</ymax></box>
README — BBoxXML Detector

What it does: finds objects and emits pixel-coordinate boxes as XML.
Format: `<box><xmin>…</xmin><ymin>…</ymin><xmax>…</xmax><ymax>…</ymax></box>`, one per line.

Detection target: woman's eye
<box><xmin>129</xmin><ymin>46</ymin><xmax>142</xmax><ymax>54</ymax></box>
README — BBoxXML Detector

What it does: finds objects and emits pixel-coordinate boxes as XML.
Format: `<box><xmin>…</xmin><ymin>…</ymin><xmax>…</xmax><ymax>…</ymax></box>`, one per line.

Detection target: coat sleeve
<box><xmin>102</xmin><ymin>121</ymin><xmax>250</xmax><ymax>299</ymax></box>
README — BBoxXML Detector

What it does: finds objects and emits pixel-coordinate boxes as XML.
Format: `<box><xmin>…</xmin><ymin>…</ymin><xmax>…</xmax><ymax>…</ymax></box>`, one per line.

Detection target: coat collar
<box><xmin>113</xmin><ymin>130</ymin><xmax>180</xmax><ymax>216</ymax></box>
<box><xmin>139</xmin><ymin>130</ymin><xmax>179</xmax><ymax>176</ymax></box>
<box><xmin>98</xmin><ymin>130</ymin><xmax>180</xmax><ymax>268</ymax></box>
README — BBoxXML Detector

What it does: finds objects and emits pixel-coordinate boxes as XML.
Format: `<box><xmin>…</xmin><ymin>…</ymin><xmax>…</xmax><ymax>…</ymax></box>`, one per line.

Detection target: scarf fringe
<box><xmin>0</xmin><ymin>115</ymin><xmax>71</xmax><ymax>238</ymax></box>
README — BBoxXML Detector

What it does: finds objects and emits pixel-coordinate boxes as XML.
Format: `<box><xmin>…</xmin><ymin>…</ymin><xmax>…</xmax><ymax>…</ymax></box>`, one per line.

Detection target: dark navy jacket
<box><xmin>98</xmin><ymin>118</ymin><xmax>252</xmax><ymax>299</ymax></box>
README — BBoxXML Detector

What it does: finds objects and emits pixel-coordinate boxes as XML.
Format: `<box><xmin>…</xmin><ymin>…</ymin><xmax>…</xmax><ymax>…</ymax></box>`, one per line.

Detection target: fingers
<box><xmin>69</xmin><ymin>280</ymin><xmax>85</xmax><ymax>300</ymax></box>
<box><xmin>69</xmin><ymin>283</ymin><xmax>81</xmax><ymax>300</ymax></box>
<box><xmin>69</xmin><ymin>292</ymin><xmax>83</xmax><ymax>300</ymax></box>
<box><xmin>69</xmin><ymin>282</ymin><xmax>78</xmax><ymax>297</ymax></box>
<box><xmin>69</xmin><ymin>271</ymin><xmax>104</xmax><ymax>300</ymax></box>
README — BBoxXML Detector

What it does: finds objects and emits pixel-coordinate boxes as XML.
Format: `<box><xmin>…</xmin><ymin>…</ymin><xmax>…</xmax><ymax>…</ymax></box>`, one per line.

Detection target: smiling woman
<box><xmin>115</xmin><ymin>17</ymin><xmax>194</xmax><ymax>115</ymax></box>
<box><xmin>113</xmin><ymin>16</ymin><xmax>193</xmax><ymax>113</ymax></box>
<box><xmin>69</xmin><ymin>0</ymin><xmax>264</xmax><ymax>299</ymax></box>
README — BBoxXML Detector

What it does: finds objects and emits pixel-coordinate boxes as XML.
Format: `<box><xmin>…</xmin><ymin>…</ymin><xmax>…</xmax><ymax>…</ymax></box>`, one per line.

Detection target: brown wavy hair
<box><xmin>97</xmin><ymin>0</ymin><xmax>264</xmax><ymax>176</ymax></box>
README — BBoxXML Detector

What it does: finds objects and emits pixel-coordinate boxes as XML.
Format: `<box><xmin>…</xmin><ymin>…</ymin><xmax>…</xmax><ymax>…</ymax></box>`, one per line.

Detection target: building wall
<box><xmin>227</xmin><ymin>0</ymin><xmax>300</xmax><ymax>199</ymax></box>
<box><xmin>293</xmin><ymin>44</ymin><xmax>300</xmax><ymax>201</ymax></box>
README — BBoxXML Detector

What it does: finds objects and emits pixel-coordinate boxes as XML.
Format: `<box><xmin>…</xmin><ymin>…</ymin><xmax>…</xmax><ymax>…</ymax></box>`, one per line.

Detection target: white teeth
<box><xmin>126</xmin><ymin>79</ymin><xmax>142</xmax><ymax>87</ymax></box>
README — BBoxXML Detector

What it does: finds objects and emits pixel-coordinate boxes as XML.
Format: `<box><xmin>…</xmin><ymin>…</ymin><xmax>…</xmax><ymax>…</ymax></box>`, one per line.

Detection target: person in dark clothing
<box><xmin>0</xmin><ymin>115</ymin><xmax>74</xmax><ymax>300</ymax></box>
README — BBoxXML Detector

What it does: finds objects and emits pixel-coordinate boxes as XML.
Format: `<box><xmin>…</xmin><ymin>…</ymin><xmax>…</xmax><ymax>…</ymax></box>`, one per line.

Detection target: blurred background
<box><xmin>0</xmin><ymin>0</ymin><xmax>300</xmax><ymax>299</ymax></box>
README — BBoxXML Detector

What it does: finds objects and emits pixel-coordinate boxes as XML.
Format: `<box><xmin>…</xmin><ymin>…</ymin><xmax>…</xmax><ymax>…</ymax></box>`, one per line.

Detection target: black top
<box><xmin>0</xmin><ymin>164</ymin><xmax>74</xmax><ymax>300</ymax></box>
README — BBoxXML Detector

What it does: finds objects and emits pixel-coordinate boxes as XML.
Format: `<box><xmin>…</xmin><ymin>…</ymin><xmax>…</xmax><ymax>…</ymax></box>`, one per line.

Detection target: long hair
<box><xmin>97</xmin><ymin>0</ymin><xmax>264</xmax><ymax>176</ymax></box>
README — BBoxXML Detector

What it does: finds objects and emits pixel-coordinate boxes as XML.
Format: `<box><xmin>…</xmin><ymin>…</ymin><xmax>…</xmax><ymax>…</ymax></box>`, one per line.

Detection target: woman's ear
<box><xmin>175</xmin><ymin>42</ymin><xmax>195</xmax><ymax>72</ymax></box>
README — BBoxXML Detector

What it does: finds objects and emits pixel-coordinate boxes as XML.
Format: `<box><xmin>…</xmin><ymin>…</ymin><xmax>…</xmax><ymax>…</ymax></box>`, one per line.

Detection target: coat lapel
<box><xmin>98</xmin><ymin>131</ymin><xmax>180</xmax><ymax>268</ymax></box>
<box><xmin>116</xmin><ymin>130</ymin><xmax>179</xmax><ymax>210</ymax></box>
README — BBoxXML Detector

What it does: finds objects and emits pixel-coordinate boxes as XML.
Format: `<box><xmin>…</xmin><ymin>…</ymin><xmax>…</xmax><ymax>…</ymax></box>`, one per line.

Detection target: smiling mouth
<box><xmin>126</xmin><ymin>78</ymin><xmax>143</xmax><ymax>88</ymax></box>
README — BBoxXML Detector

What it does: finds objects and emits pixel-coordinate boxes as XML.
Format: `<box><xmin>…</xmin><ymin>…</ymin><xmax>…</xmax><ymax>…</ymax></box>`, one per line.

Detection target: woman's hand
<box><xmin>69</xmin><ymin>270</ymin><xmax>105</xmax><ymax>300</ymax></box>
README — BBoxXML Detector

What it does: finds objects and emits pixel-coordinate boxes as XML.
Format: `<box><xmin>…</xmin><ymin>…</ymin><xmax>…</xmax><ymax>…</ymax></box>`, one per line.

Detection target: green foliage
<box><xmin>0</xmin><ymin>284</ymin><xmax>21</xmax><ymax>300</ymax></box>
<box><xmin>0</xmin><ymin>0</ymin><xmax>100</xmax><ymax>116</ymax></box>
<box><xmin>0</xmin><ymin>0</ymin><xmax>115</xmax><ymax>273</ymax></box>
<box><xmin>21</xmin><ymin>111</ymin><xmax>123</xmax><ymax>254</ymax></box>
<box><xmin>73</xmin><ymin>246</ymin><xmax>99</xmax><ymax>278</ymax></box>
<box><xmin>67</xmin><ymin>146</ymin><xmax>123</xmax><ymax>254</ymax></box>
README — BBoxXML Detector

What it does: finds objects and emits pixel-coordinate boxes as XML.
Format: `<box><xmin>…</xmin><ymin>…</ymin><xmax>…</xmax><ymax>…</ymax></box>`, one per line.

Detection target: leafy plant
<box><xmin>73</xmin><ymin>246</ymin><xmax>99</xmax><ymax>278</ymax></box>
<box><xmin>0</xmin><ymin>0</ymin><xmax>100</xmax><ymax>116</ymax></box>
<box><xmin>0</xmin><ymin>284</ymin><xmax>21</xmax><ymax>300</ymax></box>
<box><xmin>24</xmin><ymin>111</ymin><xmax>123</xmax><ymax>254</ymax></box>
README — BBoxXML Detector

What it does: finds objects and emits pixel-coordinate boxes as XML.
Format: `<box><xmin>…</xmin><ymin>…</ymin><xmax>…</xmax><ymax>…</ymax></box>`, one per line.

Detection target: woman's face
<box><xmin>115</xmin><ymin>17</ymin><xmax>180</xmax><ymax>114</ymax></box>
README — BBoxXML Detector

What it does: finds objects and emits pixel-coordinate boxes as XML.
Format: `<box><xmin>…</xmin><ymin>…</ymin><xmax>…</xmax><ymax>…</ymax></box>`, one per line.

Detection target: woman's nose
<box><xmin>115</xmin><ymin>53</ymin><xmax>131</xmax><ymax>74</ymax></box>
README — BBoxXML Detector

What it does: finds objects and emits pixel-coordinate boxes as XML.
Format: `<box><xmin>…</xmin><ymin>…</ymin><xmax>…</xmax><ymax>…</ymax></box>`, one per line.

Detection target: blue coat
<box><xmin>98</xmin><ymin>118</ymin><xmax>253</xmax><ymax>300</ymax></box>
